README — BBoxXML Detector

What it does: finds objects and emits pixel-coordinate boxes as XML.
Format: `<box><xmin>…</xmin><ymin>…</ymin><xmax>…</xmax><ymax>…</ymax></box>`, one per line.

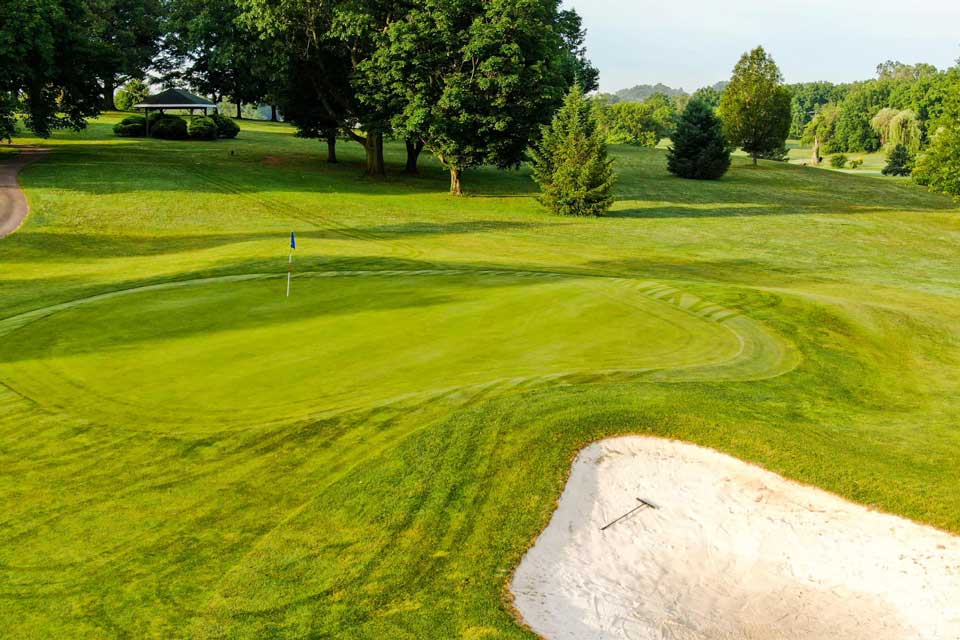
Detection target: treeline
<box><xmin>2</xmin><ymin>0</ymin><xmax>597</xmax><ymax>194</ymax></box>
<box><xmin>791</xmin><ymin>62</ymin><xmax>956</xmax><ymax>154</ymax></box>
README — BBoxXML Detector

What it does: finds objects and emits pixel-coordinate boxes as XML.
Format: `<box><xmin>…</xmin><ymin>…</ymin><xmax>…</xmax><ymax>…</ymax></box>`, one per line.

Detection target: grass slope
<box><xmin>1</xmin><ymin>114</ymin><xmax>959</xmax><ymax>638</ymax></box>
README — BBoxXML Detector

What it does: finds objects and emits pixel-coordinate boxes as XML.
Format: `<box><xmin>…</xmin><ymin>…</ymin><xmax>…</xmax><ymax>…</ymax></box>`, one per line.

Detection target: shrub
<box><xmin>667</xmin><ymin>99</ymin><xmax>732</xmax><ymax>180</ymax></box>
<box><xmin>882</xmin><ymin>144</ymin><xmax>914</xmax><ymax>177</ymax></box>
<box><xmin>830</xmin><ymin>154</ymin><xmax>848</xmax><ymax>169</ymax></box>
<box><xmin>114</xmin><ymin>79</ymin><xmax>149</xmax><ymax>112</ymax></box>
<box><xmin>529</xmin><ymin>86</ymin><xmax>616</xmax><ymax>216</ymax></box>
<box><xmin>210</xmin><ymin>112</ymin><xmax>240</xmax><ymax>139</ymax></box>
<box><xmin>188</xmin><ymin>116</ymin><xmax>218</xmax><ymax>140</ymax></box>
<box><xmin>848</xmin><ymin>159</ymin><xmax>864</xmax><ymax>170</ymax></box>
<box><xmin>112</xmin><ymin>115</ymin><xmax>146</xmax><ymax>137</ymax></box>
<box><xmin>150</xmin><ymin>116</ymin><xmax>188</xmax><ymax>140</ymax></box>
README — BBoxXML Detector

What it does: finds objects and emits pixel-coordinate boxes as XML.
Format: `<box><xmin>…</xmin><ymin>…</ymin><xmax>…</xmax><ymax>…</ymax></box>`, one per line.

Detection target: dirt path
<box><xmin>0</xmin><ymin>147</ymin><xmax>48</xmax><ymax>238</ymax></box>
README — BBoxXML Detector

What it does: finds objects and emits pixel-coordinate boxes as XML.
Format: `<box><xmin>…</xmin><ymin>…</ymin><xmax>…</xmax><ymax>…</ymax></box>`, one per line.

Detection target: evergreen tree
<box><xmin>667</xmin><ymin>99</ymin><xmax>732</xmax><ymax>180</ymax></box>
<box><xmin>718</xmin><ymin>46</ymin><xmax>792</xmax><ymax>165</ymax></box>
<box><xmin>882</xmin><ymin>144</ymin><xmax>914</xmax><ymax>176</ymax></box>
<box><xmin>529</xmin><ymin>87</ymin><xmax>616</xmax><ymax>216</ymax></box>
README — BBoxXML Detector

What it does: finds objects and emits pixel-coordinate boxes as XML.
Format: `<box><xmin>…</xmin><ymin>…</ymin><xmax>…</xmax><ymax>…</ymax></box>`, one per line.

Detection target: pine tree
<box><xmin>667</xmin><ymin>99</ymin><xmax>732</xmax><ymax>180</ymax></box>
<box><xmin>882</xmin><ymin>144</ymin><xmax>914</xmax><ymax>177</ymax></box>
<box><xmin>530</xmin><ymin>87</ymin><xmax>616</xmax><ymax>216</ymax></box>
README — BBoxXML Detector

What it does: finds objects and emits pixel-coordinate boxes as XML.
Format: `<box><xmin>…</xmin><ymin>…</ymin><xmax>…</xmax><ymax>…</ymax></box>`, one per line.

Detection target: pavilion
<box><xmin>134</xmin><ymin>89</ymin><xmax>217</xmax><ymax>136</ymax></box>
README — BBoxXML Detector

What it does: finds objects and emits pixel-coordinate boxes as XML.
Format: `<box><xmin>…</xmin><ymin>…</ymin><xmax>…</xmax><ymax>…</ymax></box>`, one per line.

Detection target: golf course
<box><xmin>2</xmin><ymin>113</ymin><xmax>960</xmax><ymax>637</ymax></box>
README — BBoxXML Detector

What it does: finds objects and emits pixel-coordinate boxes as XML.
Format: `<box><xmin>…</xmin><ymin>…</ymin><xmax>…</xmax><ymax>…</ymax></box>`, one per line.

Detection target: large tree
<box><xmin>88</xmin><ymin>0</ymin><xmax>164</xmax><ymax>109</ymax></box>
<box><xmin>718</xmin><ymin>46</ymin><xmax>792</xmax><ymax>165</ymax></box>
<box><xmin>364</xmin><ymin>0</ymin><xmax>591</xmax><ymax>193</ymax></box>
<box><xmin>913</xmin><ymin>70</ymin><xmax>960</xmax><ymax>200</ymax></box>
<box><xmin>0</xmin><ymin>0</ymin><xmax>112</xmax><ymax>140</ymax></box>
<box><xmin>164</xmin><ymin>0</ymin><xmax>272</xmax><ymax>118</ymax></box>
<box><xmin>241</xmin><ymin>0</ymin><xmax>409</xmax><ymax>176</ymax></box>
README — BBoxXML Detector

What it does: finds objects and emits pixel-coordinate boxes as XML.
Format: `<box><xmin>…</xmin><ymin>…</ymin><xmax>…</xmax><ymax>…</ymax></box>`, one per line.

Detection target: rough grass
<box><xmin>1</xmin><ymin>113</ymin><xmax>959</xmax><ymax>638</ymax></box>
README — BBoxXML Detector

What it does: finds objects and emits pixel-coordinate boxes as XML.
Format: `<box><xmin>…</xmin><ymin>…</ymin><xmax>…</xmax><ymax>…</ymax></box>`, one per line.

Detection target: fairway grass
<box><xmin>1</xmin><ymin>114</ymin><xmax>959</xmax><ymax>638</ymax></box>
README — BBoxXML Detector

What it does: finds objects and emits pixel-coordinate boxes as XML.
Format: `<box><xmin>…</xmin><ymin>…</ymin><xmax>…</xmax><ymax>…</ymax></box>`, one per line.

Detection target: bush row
<box><xmin>112</xmin><ymin>113</ymin><xmax>239</xmax><ymax>140</ymax></box>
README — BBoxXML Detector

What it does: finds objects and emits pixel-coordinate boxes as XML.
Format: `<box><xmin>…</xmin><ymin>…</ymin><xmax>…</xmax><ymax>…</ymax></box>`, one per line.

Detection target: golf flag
<box><xmin>287</xmin><ymin>231</ymin><xmax>295</xmax><ymax>297</ymax></box>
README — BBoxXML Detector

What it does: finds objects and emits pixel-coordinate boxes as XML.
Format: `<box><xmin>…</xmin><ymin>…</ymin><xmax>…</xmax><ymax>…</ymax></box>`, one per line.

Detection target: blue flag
<box><xmin>290</xmin><ymin>231</ymin><xmax>296</xmax><ymax>250</ymax></box>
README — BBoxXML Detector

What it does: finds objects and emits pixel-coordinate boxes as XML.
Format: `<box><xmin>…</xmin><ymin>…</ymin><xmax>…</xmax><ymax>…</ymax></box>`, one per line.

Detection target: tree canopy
<box><xmin>717</xmin><ymin>46</ymin><xmax>791</xmax><ymax>165</ymax></box>
<box><xmin>667</xmin><ymin>98</ymin><xmax>732</xmax><ymax>180</ymax></box>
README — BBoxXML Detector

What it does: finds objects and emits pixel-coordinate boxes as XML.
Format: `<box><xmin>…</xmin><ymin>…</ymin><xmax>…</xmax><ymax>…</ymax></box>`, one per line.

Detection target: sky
<box><xmin>564</xmin><ymin>0</ymin><xmax>960</xmax><ymax>93</ymax></box>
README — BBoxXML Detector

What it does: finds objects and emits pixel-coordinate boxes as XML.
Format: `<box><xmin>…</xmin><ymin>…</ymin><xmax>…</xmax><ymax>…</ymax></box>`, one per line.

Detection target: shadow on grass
<box><xmin>0</xmin><ymin>220</ymin><xmax>546</xmax><ymax>262</ymax></box>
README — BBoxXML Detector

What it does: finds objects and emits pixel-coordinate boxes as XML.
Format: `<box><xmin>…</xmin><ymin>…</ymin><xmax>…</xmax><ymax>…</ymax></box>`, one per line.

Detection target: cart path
<box><xmin>0</xmin><ymin>147</ymin><xmax>48</xmax><ymax>238</ymax></box>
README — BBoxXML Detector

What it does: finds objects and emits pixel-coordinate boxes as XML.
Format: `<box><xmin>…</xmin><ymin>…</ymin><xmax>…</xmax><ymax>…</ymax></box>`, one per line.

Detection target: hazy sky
<box><xmin>564</xmin><ymin>0</ymin><xmax>960</xmax><ymax>93</ymax></box>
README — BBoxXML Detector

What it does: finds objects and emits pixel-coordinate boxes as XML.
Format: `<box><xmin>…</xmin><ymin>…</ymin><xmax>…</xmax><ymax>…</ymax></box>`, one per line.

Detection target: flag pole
<box><xmin>287</xmin><ymin>231</ymin><xmax>296</xmax><ymax>297</ymax></box>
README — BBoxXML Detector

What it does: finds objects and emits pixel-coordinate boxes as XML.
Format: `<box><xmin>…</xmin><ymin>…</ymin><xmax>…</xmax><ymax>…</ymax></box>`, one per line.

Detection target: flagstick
<box><xmin>286</xmin><ymin>252</ymin><xmax>292</xmax><ymax>297</ymax></box>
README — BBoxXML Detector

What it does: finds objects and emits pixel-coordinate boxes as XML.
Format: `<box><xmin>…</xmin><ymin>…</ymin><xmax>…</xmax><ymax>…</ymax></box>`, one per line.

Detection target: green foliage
<box><xmin>887</xmin><ymin>110</ymin><xmax>922</xmax><ymax>153</ymax></box>
<box><xmin>210</xmin><ymin>112</ymin><xmax>240</xmax><ymax>139</ymax></box>
<box><xmin>529</xmin><ymin>87</ymin><xmax>616</xmax><ymax>216</ymax></box>
<box><xmin>691</xmin><ymin>86</ymin><xmax>722</xmax><ymax>110</ymax></box>
<box><xmin>112</xmin><ymin>115</ymin><xmax>146</xmax><ymax>137</ymax></box>
<box><xmin>913</xmin><ymin>73</ymin><xmax>960</xmax><ymax>198</ymax></box>
<box><xmin>150</xmin><ymin>115</ymin><xmax>188</xmax><ymax>140</ymax></box>
<box><xmin>0</xmin><ymin>0</ymin><xmax>111</xmax><ymax>139</ymax></box>
<box><xmin>611</xmin><ymin>82</ymin><xmax>687</xmax><ymax>103</ymax></box>
<box><xmin>360</xmin><ymin>0</ymin><xmax>584</xmax><ymax>191</ymax></box>
<box><xmin>666</xmin><ymin>99</ymin><xmax>732</xmax><ymax>180</ymax></box>
<box><xmin>830</xmin><ymin>154</ymin><xmax>848</xmax><ymax>169</ymax></box>
<box><xmin>602</xmin><ymin>102</ymin><xmax>667</xmax><ymax>146</ymax></box>
<box><xmin>788</xmin><ymin>81</ymin><xmax>849</xmax><ymax>138</ymax></box>
<box><xmin>882</xmin><ymin>144</ymin><xmax>914</xmax><ymax>176</ymax></box>
<box><xmin>849</xmin><ymin>159</ymin><xmax>864</xmax><ymax>169</ymax></box>
<box><xmin>187</xmin><ymin>116</ymin><xmax>218</xmax><ymax>140</ymax></box>
<box><xmin>801</xmin><ymin>103</ymin><xmax>842</xmax><ymax>152</ymax></box>
<box><xmin>114</xmin><ymin>79</ymin><xmax>150</xmax><ymax>111</ymax></box>
<box><xmin>718</xmin><ymin>46</ymin><xmax>792</xmax><ymax>164</ymax></box>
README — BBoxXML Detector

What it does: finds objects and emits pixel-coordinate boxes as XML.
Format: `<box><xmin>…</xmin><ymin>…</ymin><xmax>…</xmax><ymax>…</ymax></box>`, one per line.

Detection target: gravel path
<box><xmin>0</xmin><ymin>147</ymin><xmax>48</xmax><ymax>238</ymax></box>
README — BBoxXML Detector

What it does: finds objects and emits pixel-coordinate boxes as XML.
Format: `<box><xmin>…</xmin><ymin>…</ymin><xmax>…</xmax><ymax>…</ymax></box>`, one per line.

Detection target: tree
<box><xmin>691</xmin><ymin>86</ymin><xmax>722</xmax><ymax>110</ymax></box>
<box><xmin>870</xmin><ymin>107</ymin><xmax>899</xmax><ymax>147</ymax></box>
<box><xmin>604</xmin><ymin>102</ymin><xmax>665</xmax><ymax>146</ymax></box>
<box><xmin>529</xmin><ymin>86</ymin><xmax>615</xmax><ymax>216</ymax></box>
<box><xmin>913</xmin><ymin>72</ymin><xmax>960</xmax><ymax>199</ymax></box>
<box><xmin>114</xmin><ymin>79</ymin><xmax>150</xmax><ymax>111</ymax></box>
<box><xmin>887</xmin><ymin>109</ymin><xmax>922</xmax><ymax>153</ymax></box>
<box><xmin>241</xmin><ymin>0</ymin><xmax>406</xmax><ymax>177</ymax></box>
<box><xmin>88</xmin><ymin>0</ymin><xmax>163</xmax><ymax>109</ymax></box>
<box><xmin>882</xmin><ymin>144</ymin><xmax>914</xmax><ymax>176</ymax></box>
<box><xmin>718</xmin><ymin>46</ymin><xmax>792</xmax><ymax>165</ymax></box>
<box><xmin>0</xmin><ymin>0</ymin><xmax>111</xmax><ymax>140</ymax></box>
<box><xmin>667</xmin><ymin>99</ymin><xmax>732</xmax><ymax>180</ymax></box>
<box><xmin>165</xmin><ymin>0</ymin><xmax>271</xmax><ymax>119</ymax></box>
<box><xmin>802</xmin><ymin>103</ymin><xmax>842</xmax><ymax>156</ymax></box>
<box><xmin>367</xmin><ymin>0</ymin><xmax>586</xmax><ymax>193</ymax></box>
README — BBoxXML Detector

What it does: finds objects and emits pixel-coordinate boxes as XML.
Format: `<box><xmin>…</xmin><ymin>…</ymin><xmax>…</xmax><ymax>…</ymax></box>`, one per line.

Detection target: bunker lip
<box><xmin>0</xmin><ymin>146</ymin><xmax>48</xmax><ymax>238</ymax></box>
<box><xmin>510</xmin><ymin>436</ymin><xmax>960</xmax><ymax>640</ymax></box>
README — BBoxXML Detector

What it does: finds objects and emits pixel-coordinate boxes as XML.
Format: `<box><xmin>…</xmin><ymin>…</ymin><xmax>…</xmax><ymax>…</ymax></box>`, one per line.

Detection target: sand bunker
<box><xmin>511</xmin><ymin>437</ymin><xmax>960</xmax><ymax>640</ymax></box>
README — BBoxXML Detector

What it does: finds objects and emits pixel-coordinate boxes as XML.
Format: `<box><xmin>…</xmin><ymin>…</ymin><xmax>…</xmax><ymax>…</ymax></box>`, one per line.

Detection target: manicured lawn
<box><xmin>1</xmin><ymin>113</ymin><xmax>958</xmax><ymax>638</ymax></box>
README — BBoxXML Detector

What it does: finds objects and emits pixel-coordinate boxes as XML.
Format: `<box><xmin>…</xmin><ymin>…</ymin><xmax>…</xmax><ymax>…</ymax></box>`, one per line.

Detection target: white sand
<box><xmin>511</xmin><ymin>437</ymin><xmax>960</xmax><ymax>640</ymax></box>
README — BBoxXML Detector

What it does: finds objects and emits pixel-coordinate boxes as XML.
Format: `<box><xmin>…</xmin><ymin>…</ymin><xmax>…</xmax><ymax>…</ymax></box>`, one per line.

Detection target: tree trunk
<box><xmin>404</xmin><ymin>139</ymin><xmax>424</xmax><ymax>174</ymax></box>
<box><xmin>811</xmin><ymin>136</ymin><xmax>822</xmax><ymax>166</ymax></box>
<box><xmin>449</xmin><ymin>167</ymin><xmax>464</xmax><ymax>195</ymax></box>
<box><xmin>270</xmin><ymin>104</ymin><xmax>278</xmax><ymax>122</ymax></box>
<box><xmin>102</xmin><ymin>76</ymin><xmax>116</xmax><ymax>111</ymax></box>
<box><xmin>363</xmin><ymin>130</ymin><xmax>386</xmax><ymax>177</ymax></box>
<box><xmin>236</xmin><ymin>102</ymin><xmax>242</xmax><ymax>120</ymax></box>
<box><xmin>752</xmin><ymin>153</ymin><xmax>758</xmax><ymax>166</ymax></box>
<box><xmin>326</xmin><ymin>130</ymin><xmax>338</xmax><ymax>163</ymax></box>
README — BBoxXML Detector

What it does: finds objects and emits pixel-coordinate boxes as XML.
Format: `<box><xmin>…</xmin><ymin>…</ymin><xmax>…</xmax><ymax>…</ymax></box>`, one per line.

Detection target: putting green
<box><xmin>0</xmin><ymin>270</ymin><xmax>744</xmax><ymax>431</ymax></box>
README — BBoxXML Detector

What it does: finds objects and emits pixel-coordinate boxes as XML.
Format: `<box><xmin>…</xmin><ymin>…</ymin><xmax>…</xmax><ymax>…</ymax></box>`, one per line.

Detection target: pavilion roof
<box><xmin>133</xmin><ymin>89</ymin><xmax>216</xmax><ymax>109</ymax></box>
